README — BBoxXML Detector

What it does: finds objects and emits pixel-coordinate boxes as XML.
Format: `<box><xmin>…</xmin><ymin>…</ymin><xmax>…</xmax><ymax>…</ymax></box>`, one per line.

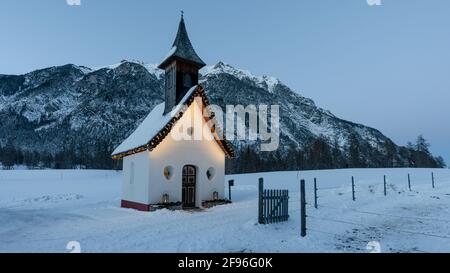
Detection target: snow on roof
<box><xmin>159</xmin><ymin>46</ymin><xmax>177</xmax><ymax>67</ymax></box>
<box><xmin>112</xmin><ymin>85</ymin><xmax>198</xmax><ymax>156</ymax></box>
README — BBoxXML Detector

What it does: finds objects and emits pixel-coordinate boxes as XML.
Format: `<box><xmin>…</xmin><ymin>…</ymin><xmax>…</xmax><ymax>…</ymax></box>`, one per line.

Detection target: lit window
<box><xmin>163</xmin><ymin>166</ymin><xmax>174</xmax><ymax>180</ymax></box>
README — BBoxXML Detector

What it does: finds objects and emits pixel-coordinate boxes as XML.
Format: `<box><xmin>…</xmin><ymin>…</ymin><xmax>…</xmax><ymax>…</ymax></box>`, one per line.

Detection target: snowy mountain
<box><xmin>0</xmin><ymin>60</ymin><xmax>441</xmax><ymax>171</ymax></box>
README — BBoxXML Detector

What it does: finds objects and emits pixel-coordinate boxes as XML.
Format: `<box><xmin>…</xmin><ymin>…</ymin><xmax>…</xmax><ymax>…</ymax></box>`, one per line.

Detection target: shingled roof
<box><xmin>158</xmin><ymin>15</ymin><xmax>206</xmax><ymax>69</ymax></box>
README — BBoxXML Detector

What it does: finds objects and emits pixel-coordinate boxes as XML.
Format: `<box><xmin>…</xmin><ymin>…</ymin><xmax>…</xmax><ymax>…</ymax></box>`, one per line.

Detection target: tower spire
<box><xmin>159</xmin><ymin>15</ymin><xmax>205</xmax><ymax>114</ymax></box>
<box><xmin>158</xmin><ymin>15</ymin><xmax>205</xmax><ymax>69</ymax></box>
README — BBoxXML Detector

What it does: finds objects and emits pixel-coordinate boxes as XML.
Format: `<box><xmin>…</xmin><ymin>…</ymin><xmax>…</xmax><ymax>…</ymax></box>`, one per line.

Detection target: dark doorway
<box><xmin>182</xmin><ymin>165</ymin><xmax>196</xmax><ymax>208</ymax></box>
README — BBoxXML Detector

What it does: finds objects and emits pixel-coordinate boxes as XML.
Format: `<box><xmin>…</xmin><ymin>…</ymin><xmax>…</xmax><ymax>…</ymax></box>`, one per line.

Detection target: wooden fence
<box><xmin>258</xmin><ymin>178</ymin><xmax>289</xmax><ymax>224</ymax></box>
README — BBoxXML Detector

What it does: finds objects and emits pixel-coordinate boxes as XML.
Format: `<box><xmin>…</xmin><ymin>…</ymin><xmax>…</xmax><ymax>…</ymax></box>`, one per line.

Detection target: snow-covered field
<box><xmin>1</xmin><ymin>168</ymin><xmax>450</xmax><ymax>253</ymax></box>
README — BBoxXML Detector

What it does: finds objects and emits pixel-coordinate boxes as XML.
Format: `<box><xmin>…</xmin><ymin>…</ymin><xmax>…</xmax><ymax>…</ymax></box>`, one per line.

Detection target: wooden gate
<box><xmin>258</xmin><ymin>178</ymin><xmax>289</xmax><ymax>224</ymax></box>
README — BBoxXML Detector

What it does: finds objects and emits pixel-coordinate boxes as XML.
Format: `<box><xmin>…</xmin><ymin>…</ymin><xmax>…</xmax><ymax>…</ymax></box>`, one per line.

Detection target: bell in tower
<box><xmin>158</xmin><ymin>13</ymin><xmax>206</xmax><ymax>115</ymax></box>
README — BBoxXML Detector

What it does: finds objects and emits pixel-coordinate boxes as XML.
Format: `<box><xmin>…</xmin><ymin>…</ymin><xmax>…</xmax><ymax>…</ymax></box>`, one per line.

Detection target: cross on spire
<box><xmin>181</xmin><ymin>10</ymin><xmax>184</xmax><ymax>19</ymax></box>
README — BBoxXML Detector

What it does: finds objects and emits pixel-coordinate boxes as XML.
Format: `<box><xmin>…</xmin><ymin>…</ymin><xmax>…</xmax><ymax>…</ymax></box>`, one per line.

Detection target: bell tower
<box><xmin>158</xmin><ymin>13</ymin><xmax>206</xmax><ymax>114</ymax></box>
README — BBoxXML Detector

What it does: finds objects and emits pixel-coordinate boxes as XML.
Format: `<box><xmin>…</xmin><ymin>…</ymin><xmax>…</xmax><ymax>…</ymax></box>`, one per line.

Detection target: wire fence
<box><xmin>287</xmin><ymin>172</ymin><xmax>450</xmax><ymax>252</ymax></box>
<box><xmin>307</xmin><ymin>213</ymin><xmax>450</xmax><ymax>240</ymax></box>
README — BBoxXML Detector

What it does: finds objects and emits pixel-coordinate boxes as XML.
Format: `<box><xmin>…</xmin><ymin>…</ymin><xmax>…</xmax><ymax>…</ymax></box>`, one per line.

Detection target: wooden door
<box><xmin>182</xmin><ymin>165</ymin><xmax>196</xmax><ymax>208</ymax></box>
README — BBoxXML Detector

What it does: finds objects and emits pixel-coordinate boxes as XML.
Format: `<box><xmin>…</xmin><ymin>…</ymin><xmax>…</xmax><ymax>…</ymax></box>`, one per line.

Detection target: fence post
<box><xmin>285</xmin><ymin>190</ymin><xmax>289</xmax><ymax>221</ymax></box>
<box><xmin>384</xmin><ymin>175</ymin><xmax>387</xmax><ymax>196</ymax></box>
<box><xmin>228</xmin><ymin>179</ymin><xmax>234</xmax><ymax>201</ymax></box>
<box><xmin>432</xmin><ymin>172</ymin><xmax>435</xmax><ymax>189</ymax></box>
<box><xmin>269</xmin><ymin>189</ymin><xmax>273</xmax><ymax>224</ymax></box>
<box><xmin>258</xmin><ymin>178</ymin><xmax>264</xmax><ymax>224</ymax></box>
<box><xmin>314</xmin><ymin>178</ymin><xmax>318</xmax><ymax>209</ymax></box>
<box><xmin>351</xmin><ymin>176</ymin><xmax>355</xmax><ymax>201</ymax></box>
<box><xmin>300</xmin><ymin>179</ymin><xmax>306</xmax><ymax>237</ymax></box>
<box><xmin>408</xmin><ymin>173</ymin><xmax>411</xmax><ymax>191</ymax></box>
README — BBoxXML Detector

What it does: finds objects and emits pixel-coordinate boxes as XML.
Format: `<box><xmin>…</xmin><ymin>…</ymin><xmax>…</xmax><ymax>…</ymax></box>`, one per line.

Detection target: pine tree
<box><xmin>385</xmin><ymin>141</ymin><xmax>397</xmax><ymax>168</ymax></box>
<box><xmin>415</xmin><ymin>135</ymin><xmax>430</xmax><ymax>154</ymax></box>
<box><xmin>435</xmin><ymin>156</ymin><xmax>446</xmax><ymax>168</ymax></box>
<box><xmin>332</xmin><ymin>136</ymin><xmax>343</xmax><ymax>168</ymax></box>
<box><xmin>285</xmin><ymin>145</ymin><xmax>299</xmax><ymax>171</ymax></box>
<box><xmin>0</xmin><ymin>145</ymin><xmax>3</xmax><ymax>166</ymax></box>
<box><xmin>348</xmin><ymin>133</ymin><xmax>362</xmax><ymax>168</ymax></box>
<box><xmin>310</xmin><ymin>136</ymin><xmax>333</xmax><ymax>170</ymax></box>
<box><xmin>1</xmin><ymin>140</ymin><xmax>16</xmax><ymax>169</ymax></box>
<box><xmin>411</xmin><ymin>135</ymin><xmax>436</xmax><ymax>167</ymax></box>
<box><xmin>17</xmin><ymin>148</ymin><xmax>24</xmax><ymax>165</ymax></box>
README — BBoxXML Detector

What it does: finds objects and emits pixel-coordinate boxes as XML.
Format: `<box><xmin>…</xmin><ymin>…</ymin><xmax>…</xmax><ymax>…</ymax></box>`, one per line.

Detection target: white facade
<box><xmin>121</xmin><ymin>98</ymin><xmax>225</xmax><ymax>208</ymax></box>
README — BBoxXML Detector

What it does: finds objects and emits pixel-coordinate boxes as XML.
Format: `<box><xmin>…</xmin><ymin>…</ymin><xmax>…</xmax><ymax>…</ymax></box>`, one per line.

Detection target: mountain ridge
<box><xmin>0</xmin><ymin>60</ymin><xmax>443</xmax><ymax>171</ymax></box>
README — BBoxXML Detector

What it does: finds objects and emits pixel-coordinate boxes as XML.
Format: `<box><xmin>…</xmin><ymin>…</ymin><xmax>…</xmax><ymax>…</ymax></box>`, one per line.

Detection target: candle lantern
<box><xmin>162</xmin><ymin>193</ymin><xmax>170</xmax><ymax>204</ymax></box>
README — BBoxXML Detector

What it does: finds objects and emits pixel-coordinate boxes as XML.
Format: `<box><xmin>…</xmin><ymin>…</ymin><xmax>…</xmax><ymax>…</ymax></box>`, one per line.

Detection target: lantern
<box><xmin>213</xmin><ymin>191</ymin><xmax>219</xmax><ymax>201</ymax></box>
<box><xmin>162</xmin><ymin>193</ymin><xmax>170</xmax><ymax>204</ymax></box>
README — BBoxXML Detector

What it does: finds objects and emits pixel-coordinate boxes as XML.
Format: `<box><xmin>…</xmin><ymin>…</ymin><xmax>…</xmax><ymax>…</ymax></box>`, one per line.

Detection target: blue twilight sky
<box><xmin>0</xmin><ymin>0</ymin><xmax>449</xmax><ymax>164</ymax></box>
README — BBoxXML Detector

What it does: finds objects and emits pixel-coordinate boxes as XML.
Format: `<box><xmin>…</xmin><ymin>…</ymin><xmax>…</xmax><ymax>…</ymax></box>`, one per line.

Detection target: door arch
<box><xmin>182</xmin><ymin>165</ymin><xmax>196</xmax><ymax>208</ymax></box>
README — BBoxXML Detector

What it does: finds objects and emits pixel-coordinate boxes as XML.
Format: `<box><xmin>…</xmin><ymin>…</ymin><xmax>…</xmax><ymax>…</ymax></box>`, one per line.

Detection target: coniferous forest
<box><xmin>0</xmin><ymin>135</ymin><xmax>445</xmax><ymax>173</ymax></box>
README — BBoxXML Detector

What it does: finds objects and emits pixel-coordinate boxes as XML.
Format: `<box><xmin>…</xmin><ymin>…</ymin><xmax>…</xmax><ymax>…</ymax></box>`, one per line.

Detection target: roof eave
<box><xmin>158</xmin><ymin>55</ymin><xmax>206</xmax><ymax>70</ymax></box>
<box><xmin>111</xmin><ymin>86</ymin><xmax>234</xmax><ymax>160</ymax></box>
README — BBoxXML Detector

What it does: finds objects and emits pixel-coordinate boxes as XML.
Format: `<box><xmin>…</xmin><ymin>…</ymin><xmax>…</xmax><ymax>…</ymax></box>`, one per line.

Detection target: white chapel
<box><xmin>112</xmin><ymin>15</ymin><xmax>234</xmax><ymax>211</ymax></box>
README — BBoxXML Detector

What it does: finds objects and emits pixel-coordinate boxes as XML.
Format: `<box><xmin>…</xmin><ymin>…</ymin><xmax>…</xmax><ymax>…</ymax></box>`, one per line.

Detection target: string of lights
<box><xmin>112</xmin><ymin>86</ymin><xmax>235</xmax><ymax>160</ymax></box>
